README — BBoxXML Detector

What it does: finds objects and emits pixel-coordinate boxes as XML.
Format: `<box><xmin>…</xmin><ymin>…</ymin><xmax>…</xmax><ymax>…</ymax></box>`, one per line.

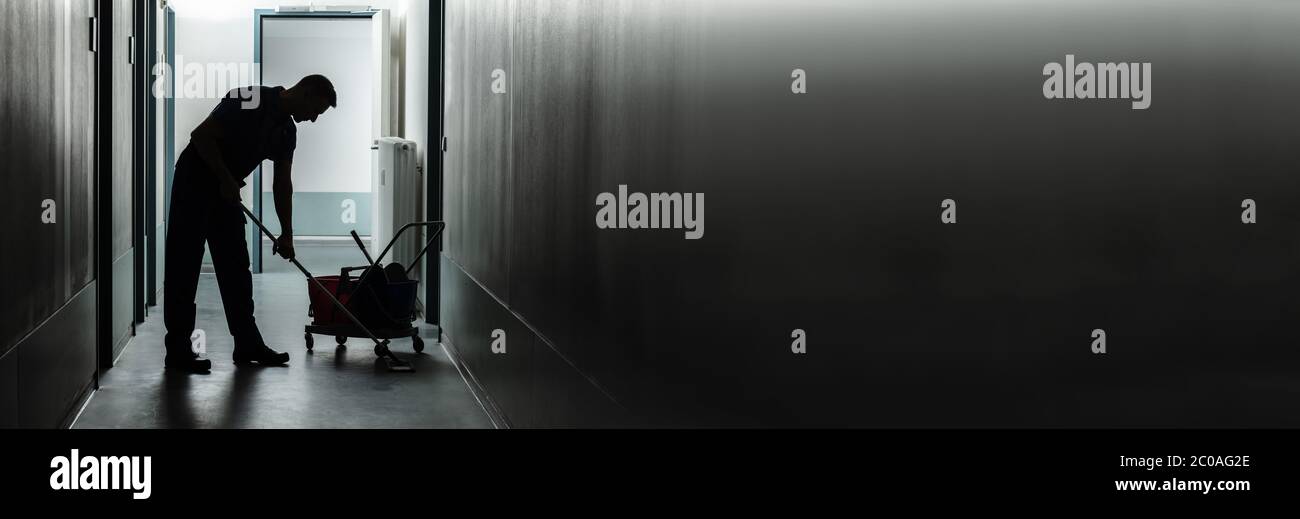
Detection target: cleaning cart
<box><xmin>303</xmin><ymin>223</ymin><xmax>443</xmax><ymax>356</ymax></box>
<box><xmin>240</xmin><ymin>205</ymin><xmax>443</xmax><ymax>372</ymax></box>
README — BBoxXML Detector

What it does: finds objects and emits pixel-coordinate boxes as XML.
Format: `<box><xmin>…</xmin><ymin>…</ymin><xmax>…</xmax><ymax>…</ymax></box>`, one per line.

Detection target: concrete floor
<box><xmin>75</xmin><ymin>246</ymin><xmax>493</xmax><ymax>429</ymax></box>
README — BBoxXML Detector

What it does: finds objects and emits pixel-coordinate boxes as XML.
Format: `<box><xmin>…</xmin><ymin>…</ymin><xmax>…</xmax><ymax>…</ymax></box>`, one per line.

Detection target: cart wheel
<box><xmin>412</xmin><ymin>336</ymin><xmax>425</xmax><ymax>353</ymax></box>
<box><xmin>335</xmin><ymin>335</ymin><xmax>348</xmax><ymax>346</ymax></box>
<box><xmin>305</xmin><ymin>333</ymin><xmax>314</xmax><ymax>351</ymax></box>
<box><xmin>374</xmin><ymin>343</ymin><xmax>390</xmax><ymax>357</ymax></box>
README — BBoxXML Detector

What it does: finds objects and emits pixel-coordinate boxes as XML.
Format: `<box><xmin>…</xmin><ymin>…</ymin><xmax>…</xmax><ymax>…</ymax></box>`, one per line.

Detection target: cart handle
<box><xmin>349</xmin><ymin>231</ymin><xmax>377</xmax><ymax>266</ymax></box>
<box><xmin>371</xmin><ymin>221</ymin><xmax>445</xmax><ymax>269</ymax></box>
<box><xmin>404</xmin><ymin>222</ymin><xmax>446</xmax><ymax>275</ymax></box>
<box><xmin>347</xmin><ymin>222</ymin><xmax>445</xmax><ymax>300</ymax></box>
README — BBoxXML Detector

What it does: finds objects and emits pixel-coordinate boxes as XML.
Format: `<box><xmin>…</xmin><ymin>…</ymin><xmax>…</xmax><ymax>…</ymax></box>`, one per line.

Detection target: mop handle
<box><xmin>238</xmin><ymin>204</ymin><xmax>387</xmax><ymax>347</ymax></box>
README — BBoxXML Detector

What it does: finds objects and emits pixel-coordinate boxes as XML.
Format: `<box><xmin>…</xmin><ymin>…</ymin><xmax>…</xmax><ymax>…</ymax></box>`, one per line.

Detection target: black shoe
<box><xmin>165</xmin><ymin>352</ymin><xmax>212</xmax><ymax>373</ymax></box>
<box><xmin>233</xmin><ymin>345</ymin><xmax>290</xmax><ymax>366</ymax></box>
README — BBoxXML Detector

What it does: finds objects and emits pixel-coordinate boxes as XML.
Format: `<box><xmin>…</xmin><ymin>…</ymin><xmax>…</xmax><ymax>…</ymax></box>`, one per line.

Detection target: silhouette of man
<box><xmin>163</xmin><ymin>75</ymin><xmax>336</xmax><ymax>373</ymax></box>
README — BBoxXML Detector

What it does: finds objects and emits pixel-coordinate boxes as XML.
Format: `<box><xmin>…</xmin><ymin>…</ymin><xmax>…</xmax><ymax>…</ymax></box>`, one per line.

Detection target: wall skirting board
<box><xmin>439</xmin><ymin>255</ymin><xmax>629</xmax><ymax>428</ymax></box>
<box><xmin>0</xmin><ymin>347</ymin><xmax>17</xmax><ymax>427</ymax></box>
<box><xmin>111</xmin><ymin>250</ymin><xmax>135</xmax><ymax>362</ymax></box>
<box><xmin>8</xmin><ymin>283</ymin><xmax>98</xmax><ymax>428</ymax></box>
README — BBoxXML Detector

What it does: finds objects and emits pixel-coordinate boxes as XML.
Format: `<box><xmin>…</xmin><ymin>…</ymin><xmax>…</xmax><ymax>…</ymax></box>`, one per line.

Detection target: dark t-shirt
<box><xmin>177</xmin><ymin>86</ymin><xmax>296</xmax><ymax>186</ymax></box>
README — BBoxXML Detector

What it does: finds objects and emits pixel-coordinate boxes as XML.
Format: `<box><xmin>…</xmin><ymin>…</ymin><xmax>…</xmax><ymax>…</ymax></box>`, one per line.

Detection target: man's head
<box><xmin>284</xmin><ymin>74</ymin><xmax>337</xmax><ymax>123</ymax></box>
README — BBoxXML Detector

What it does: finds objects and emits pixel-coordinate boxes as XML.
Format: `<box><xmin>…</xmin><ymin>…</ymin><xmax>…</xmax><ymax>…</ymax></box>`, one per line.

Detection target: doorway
<box><xmin>252</xmin><ymin>9</ymin><xmax>391</xmax><ymax>273</ymax></box>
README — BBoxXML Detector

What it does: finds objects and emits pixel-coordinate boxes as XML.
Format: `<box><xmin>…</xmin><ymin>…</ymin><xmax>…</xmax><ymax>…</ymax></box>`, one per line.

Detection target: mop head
<box><xmin>385</xmin><ymin>354</ymin><xmax>415</xmax><ymax>372</ymax></box>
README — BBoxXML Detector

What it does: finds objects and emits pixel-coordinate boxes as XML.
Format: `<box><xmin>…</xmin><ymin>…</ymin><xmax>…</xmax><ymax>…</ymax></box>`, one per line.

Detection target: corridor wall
<box><xmin>441</xmin><ymin>0</ymin><xmax>1300</xmax><ymax>427</ymax></box>
<box><xmin>0</xmin><ymin>0</ymin><xmax>100</xmax><ymax>428</ymax></box>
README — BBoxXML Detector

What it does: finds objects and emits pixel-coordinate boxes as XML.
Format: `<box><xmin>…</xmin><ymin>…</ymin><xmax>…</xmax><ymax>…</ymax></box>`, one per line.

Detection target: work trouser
<box><xmin>163</xmin><ymin>158</ymin><xmax>266</xmax><ymax>356</ymax></box>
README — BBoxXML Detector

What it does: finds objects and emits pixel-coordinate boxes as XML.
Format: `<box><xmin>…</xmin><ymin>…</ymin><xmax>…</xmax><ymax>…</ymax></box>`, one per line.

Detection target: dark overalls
<box><xmin>163</xmin><ymin>86</ymin><xmax>296</xmax><ymax>360</ymax></box>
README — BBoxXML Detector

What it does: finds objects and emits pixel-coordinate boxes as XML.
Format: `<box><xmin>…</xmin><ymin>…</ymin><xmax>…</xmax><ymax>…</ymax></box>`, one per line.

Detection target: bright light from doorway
<box><xmin>168</xmin><ymin>0</ymin><xmax>250</xmax><ymax>20</ymax></box>
<box><xmin>170</xmin><ymin>1</ymin><xmax>381</xmax><ymax>20</ymax></box>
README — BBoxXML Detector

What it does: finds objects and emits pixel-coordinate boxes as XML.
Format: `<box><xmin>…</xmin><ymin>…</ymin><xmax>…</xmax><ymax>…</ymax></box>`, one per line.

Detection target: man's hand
<box><xmin>273</xmin><ymin>233</ymin><xmax>295</xmax><ymax>261</ymax></box>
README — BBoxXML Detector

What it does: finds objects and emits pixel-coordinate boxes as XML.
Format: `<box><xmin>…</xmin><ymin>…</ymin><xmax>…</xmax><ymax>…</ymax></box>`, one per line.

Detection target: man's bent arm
<box><xmin>272</xmin><ymin>159</ymin><xmax>294</xmax><ymax>237</ymax></box>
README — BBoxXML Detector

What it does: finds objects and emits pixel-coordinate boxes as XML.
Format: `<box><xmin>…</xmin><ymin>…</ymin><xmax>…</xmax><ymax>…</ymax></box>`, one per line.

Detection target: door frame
<box><xmin>427</xmin><ymin>0</ymin><xmax>444</xmax><ymax>327</ymax></box>
<box><xmin>132</xmin><ymin>0</ymin><xmax>147</xmax><ymax>322</ymax></box>
<box><xmin>140</xmin><ymin>0</ymin><xmax>158</xmax><ymax>309</ymax></box>
<box><xmin>94</xmin><ymin>0</ymin><xmax>113</xmax><ymax>373</ymax></box>
<box><xmin>251</xmin><ymin>9</ymin><xmax>380</xmax><ymax>273</ymax></box>
<box><xmin>163</xmin><ymin>6</ymin><xmax>174</xmax><ymax>246</ymax></box>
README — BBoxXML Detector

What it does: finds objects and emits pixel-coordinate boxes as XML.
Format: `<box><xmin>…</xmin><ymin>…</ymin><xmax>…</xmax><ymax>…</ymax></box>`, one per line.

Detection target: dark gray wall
<box><xmin>442</xmin><ymin>0</ymin><xmax>1300</xmax><ymax>427</ymax></box>
<box><xmin>0</xmin><ymin>0</ymin><xmax>99</xmax><ymax>428</ymax></box>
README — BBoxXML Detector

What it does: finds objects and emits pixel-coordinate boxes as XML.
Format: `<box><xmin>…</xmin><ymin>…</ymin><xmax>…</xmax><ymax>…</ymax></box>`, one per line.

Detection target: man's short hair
<box><xmin>296</xmin><ymin>74</ymin><xmax>337</xmax><ymax>108</ymax></box>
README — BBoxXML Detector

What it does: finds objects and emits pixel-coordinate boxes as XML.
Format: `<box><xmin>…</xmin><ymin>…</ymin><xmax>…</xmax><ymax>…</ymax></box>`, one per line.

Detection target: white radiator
<box><xmin>370</xmin><ymin>137</ymin><xmax>423</xmax><ymax>277</ymax></box>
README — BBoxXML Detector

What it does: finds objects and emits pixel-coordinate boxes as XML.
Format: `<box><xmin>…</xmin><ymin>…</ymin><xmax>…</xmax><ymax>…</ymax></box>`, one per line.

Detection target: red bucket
<box><xmin>307</xmin><ymin>275</ymin><xmax>353</xmax><ymax>325</ymax></box>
